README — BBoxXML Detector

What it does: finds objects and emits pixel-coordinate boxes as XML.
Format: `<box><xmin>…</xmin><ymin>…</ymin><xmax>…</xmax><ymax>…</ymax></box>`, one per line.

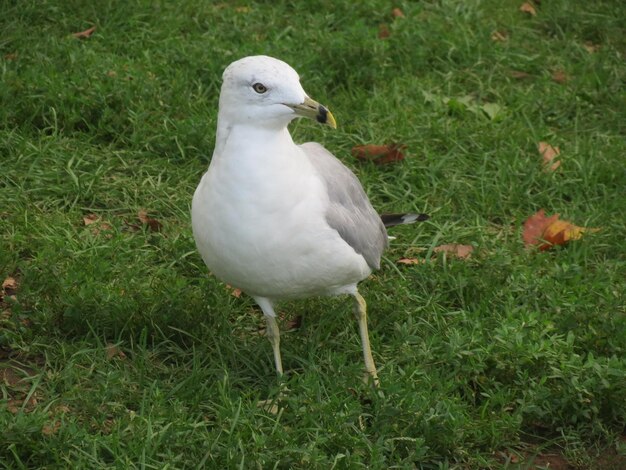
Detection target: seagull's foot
<box><xmin>362</xmin><ymin>371</ymin><xmax>380</xmax><ymax>388</ymax></box>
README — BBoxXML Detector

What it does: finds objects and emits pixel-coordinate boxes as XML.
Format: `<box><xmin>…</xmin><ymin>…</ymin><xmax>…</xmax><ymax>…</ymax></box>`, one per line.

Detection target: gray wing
<box><xmin>301</xmin><ymin>142</ymin><xmax>388</xmax><ymax>270</ymax></box>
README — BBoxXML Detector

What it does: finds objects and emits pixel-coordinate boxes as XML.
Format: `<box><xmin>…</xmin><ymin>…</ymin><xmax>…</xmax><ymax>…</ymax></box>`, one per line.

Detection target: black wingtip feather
<box><xmin>380</xmin><ymin>213</ymin><xmax>429</xmax><ymax>228</ymax></box>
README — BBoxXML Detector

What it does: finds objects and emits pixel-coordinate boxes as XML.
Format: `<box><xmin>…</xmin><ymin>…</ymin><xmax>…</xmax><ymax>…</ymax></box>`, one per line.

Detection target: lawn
<box><xmin>1</xmin><ymin>0</ymin><xmax>625</xmax><ymax>468</ymax></box>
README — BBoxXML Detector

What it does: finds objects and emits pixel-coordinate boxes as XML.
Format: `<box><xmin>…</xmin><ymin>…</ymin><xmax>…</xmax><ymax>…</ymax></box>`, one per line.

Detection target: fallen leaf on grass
<box><xmin>285</xmin><ymin>315</ymin><xmax>302</xmax><ymax>332</ymax></box>
<box><xmin>83</xmin><ymin>214</ymin><xmax>113</xmax><ymax>236</ymax></box>
<box><xmin>522</xmin><ymin>209</ymin><xmax>599</xmax><ymax>250</ymax></box>
<box><xmin>83</xmin><ymin>214</ymin><xmax>99</xmax><ymax>226</ymax></box>
<box><xmin>491</xmin><ymin>30</ymin><xmax>508</xmax><ymax>42</ymax></box>
<box><xmin>225</xmin><ymin>284</ymin><xmax>242</xmax><ymax>298</ymax></box>
<box><xmin>397</xmin><ymin>258</ymin><xmax>426</xmax><ymax>265</ymax></box>
<box><xmin>551</xmin><ymin>69</ymin><xmax>568</xmax><ymax>84</ymax></box>
<box><xmin>2</xmin><ymin>277</ymin><xmax>18</xmax><ymax>297</ymax></box>
<box><xmin>538</xmin><ymin>141</ymin><xmax>561</xmax><ymax>171</ymax></box>
<box><xmin>392</xmin><ymin>7</ymin><xmax>405</xmax><ymax>18</ymax></box>
<box><xmin>352</xmin><ymin>144</ymin><xmax>406</xmax><ymax>164</ymax></box>
<box><xmin>42</xmin><ymin>420</ymin><xmax>61</xmax><ymax>436</ymax></box>
<box><xmin>434</xmin><ymin>244</ymin><xmax>474</xmax><ymax>259</ymax></box>
<box><xmin>378</xmin><ymin>24</ymin><xmax>390</xmax><ymax>39</ymax></box>
<box><xmin>7</xmin><ymin>395</ymin><xmax>38</xmax><ymax>414</ymax></box>
<box><xmin>105</xmin><ymin>343</ymin><xmax>127</xmax><ymax>360</ymax></box>
<box><xmin>519</xmin><ymin>2</ymin><xmax>537</xmax><ymax>16</ymax></box>
<box><xmin>137</xmin><ymin>210</ymin><xmax>162</xmax><ymax>232</ymax></box>
<box><xmin>72</xmin><ymin>26</ymin><xmax>96</xmax><ymax>39</ymax></box>
<box><xmin>510</xmin><ymin>70</ymin><xmax>532</xmax><ymax>79</ymax></box>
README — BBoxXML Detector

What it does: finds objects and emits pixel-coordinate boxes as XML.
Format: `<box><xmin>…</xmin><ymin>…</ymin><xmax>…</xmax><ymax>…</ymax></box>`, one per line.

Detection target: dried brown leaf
<box><xmin>510</xmin><ymin>70</ymin><xmax>532</xmax><ymax>79</ymax></box>
<box><xmin>523</xmin><ymin>209</ymin><xmax>559</xmax><ymax>249</ymax></box>
<box><xmin>83</xmin><ymin>214</ymin><xmax>99</xmax><ymax>226</ymax></box>
<box><xmin>397</xmin><ymin>258</ymin><xmax>425</xmax><ymax>265</ymax></box>
<box><xmin>137</xmin><ymin>210</ymin><xmax>162</xmax><ymax>232</ymax></box>
<box><xmin>8</xmin><ymin>395</ymin><xmax>38</xmax><ymax>414</ymax></box>
<box><xmin>42</xmin><ymin>420</ymin><xmax>61</xmax><ymax>436</ymax></box>
<box><xmin>538</xmin><ymin>141</ymin><xmax>561</xmax><ymax>171</ymax></box>
<box><xmin>491</xmin><ymin>30</ymin><xmax>508</xmax><ymax>42</ymax></box>
<box><xmin>285</xmin><ymin>315</ymin><xmax>302</xmax><ymax>332</ymax></box>
<box><xmin>519</xmin><ymin>2</ymin><xmax>537</xmax><ymax>16</ymax></box>
<box><xmin>2</xmin><ymin>277</ymin><xmax>18</xmax><ymax>297</ymax></box>
<box><xmin>105</xmin><ymin>343</ymin><xmax>127</xmax><ymax>360</ymax></box>
<box><xmin>392</xmin><ymin>8</ymin><xmax>405</xmax><ymax>18</ymax></box>
<box><xmin>73</xmin><ymin>26</ymin><xmax>96</xmax><ymax>39</ymax></box>
<box><xmin>83</xmin><ymin>214</ymin><xmax>112</xmax><ymax>236</ymax></box>
<box><xmin>352</xmin><ymin>144</ymin><xmax>406</xmax><ymax>164</ymax></box>
<box><xmin>433</xmin><ymin>244</ymin><xmax>474</xmax><ymax>259</ymax></box>
<box><xmin>225</xmin><ymin>284</ymin><xmax>242</xmax><ymax>298</ymax></box>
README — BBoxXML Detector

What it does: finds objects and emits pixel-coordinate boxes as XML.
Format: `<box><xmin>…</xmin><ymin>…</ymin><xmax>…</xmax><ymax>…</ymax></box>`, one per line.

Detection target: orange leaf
<box><xmin>397</xmin><ymin>258</ymin><xmax>425</xmax><ymax>265</ymax></box>
<box><xmin>73</xmin><ymin>26</ymin><xmax>96</xmax><ymax>39</ymax></box>
<box><xmin>522</xmin><ymin>209</ymin><xmax>598</xmax><ymax>250</ymax></box>
<box><xmin>137</xmin><ymin>210</ymin><xmax>162</xmax><ymax>232</ymax></box>
<box><xmin>538</xmin><ymin>142</ymin><xmax>561</xmax><ymax>171</ymax></box>
<box><xmin>433</xmin><ymin>244</ymin><xmax>474</xmax><ymax>259</ymax></box>
<box><xmin>519</xmin><ymin>2</ymin><xmax>537</xmax><ymax>16</ymax></box>
<box><xmin>392</xmin><ymin>8</ymin><xmax>405</xmax><ymax>18</ymax></box>
<box><xmin>378</xmin><ymin>24</ymin><xmax>390</xmax><ymax>39</ymax></box>
<box><xmin>352</xmin><ymin>144</ymin><xmax>406</xmax><ymax>164</ymax></box>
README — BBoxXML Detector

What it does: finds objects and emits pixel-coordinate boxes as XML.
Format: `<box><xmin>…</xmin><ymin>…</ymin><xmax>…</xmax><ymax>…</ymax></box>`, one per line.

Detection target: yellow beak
<box><xmin>289</xmin><ymin>96</ymin><xmax>337</xmax><ymax>129</ymax></box>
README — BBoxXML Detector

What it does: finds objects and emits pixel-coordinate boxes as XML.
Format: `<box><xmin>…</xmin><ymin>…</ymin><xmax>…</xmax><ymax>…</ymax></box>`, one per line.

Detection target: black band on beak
<box><xmin>316</xmin><ymin>105</ymin><xmax>330</xmax><ymax>124</ymax></box>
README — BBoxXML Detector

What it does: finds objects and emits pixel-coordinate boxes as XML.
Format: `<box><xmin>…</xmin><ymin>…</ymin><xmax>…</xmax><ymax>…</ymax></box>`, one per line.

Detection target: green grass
<box><xmin>1</xmin><ymin>0</ymin><xmax>625</xmax><ymax>467</ymax></box>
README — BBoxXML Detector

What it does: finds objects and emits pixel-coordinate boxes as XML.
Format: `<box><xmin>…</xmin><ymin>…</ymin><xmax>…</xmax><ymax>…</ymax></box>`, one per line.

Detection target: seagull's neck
<box><xmin>213</xmin><ymin>117</ymin><xmax>297</xmax><ymax>165</ymax></box>
<box><xmin>206</xmin><ymin>117</ymin><xmax>313</xmax><ymax>205</ymax></box>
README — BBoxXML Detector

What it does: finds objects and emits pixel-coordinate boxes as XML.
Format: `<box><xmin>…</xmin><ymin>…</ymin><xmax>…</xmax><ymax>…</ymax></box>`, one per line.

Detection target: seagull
<box><xmin>192</xmin><ymin>56</ymin><xmax>426</xmax><ymax>385</ymax></box>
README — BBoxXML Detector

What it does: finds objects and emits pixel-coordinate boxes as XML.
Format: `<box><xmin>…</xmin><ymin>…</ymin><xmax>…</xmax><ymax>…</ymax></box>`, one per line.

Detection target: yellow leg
<box><xmin>265</xmin><ymin>315</ymin><xmax>283</xmax><ymax>376</ymax></box>
<box><xmin>353</xmin><ymin>291</ymin><xmax>380</xmax><ymax>387</ymax></box>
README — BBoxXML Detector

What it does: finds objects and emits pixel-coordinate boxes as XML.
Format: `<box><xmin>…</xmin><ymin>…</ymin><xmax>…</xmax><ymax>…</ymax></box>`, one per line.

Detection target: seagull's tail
<box><xmin>380</xmin><ymin>213</ymin><xmax>429</xmax><ymax>228</ymax></box>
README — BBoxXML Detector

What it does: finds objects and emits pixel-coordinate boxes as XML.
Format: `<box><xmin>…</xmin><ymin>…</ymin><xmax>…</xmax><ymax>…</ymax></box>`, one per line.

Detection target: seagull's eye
<box><xmin>252</xmin><ymin>82</ymin><xmax>268</xmax><ymax>94</ymax></box>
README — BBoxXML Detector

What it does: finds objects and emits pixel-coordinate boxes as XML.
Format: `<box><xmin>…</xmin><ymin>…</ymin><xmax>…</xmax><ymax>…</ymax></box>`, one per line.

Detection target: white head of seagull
<box><xmin>217</xmin><ymin>55</ymin><xmax>336</xmax><ymax>130</ymax></box>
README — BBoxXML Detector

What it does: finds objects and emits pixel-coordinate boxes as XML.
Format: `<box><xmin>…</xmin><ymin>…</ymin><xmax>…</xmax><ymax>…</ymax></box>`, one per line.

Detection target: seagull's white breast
<box><xmin>191</xmin><ymin>126</ymin><xmax>370</xmax><ymax>300</ymax></box>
